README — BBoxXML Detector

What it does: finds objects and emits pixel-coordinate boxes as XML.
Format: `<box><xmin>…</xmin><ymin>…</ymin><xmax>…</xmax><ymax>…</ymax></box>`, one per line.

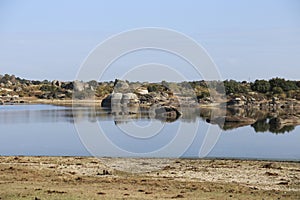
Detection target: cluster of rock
<box><xmin>1</xmin><ymin>74</ymin><xmax>299</xmax><ymax>128</ymax></box>
<box><xmin>101</xmin><ymin>80</ymin><xmax>139</xmax><ymax>107</ymax></box>
<box><xmin>227</xmin><ymin>95</ymin><xmax>299</xmax><ymax>111</ymax></box>
<box><xmin>101</xmin><ymin>79</ymin><xmax>182</xmax><ymax>121</ymax></box>
<box><xmin>0</xmin><ymin>93</ymin><xmax>23</xmax><ymax>105</ymax></box>
<box><xmin>101</xmin><ymin>93</ymin><xmax>139</xmax><ymax>107</ymax></box>
<box><xmin>0</xmin><ymin>83</ymin><xmax>24</xmax><ymax>104</ymax></box>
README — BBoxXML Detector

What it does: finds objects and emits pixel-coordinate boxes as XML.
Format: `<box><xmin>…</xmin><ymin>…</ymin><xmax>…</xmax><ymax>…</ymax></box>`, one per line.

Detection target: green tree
<box><xmin>269</xmin><ymin>77</ymin><xmax>285</xmax><ymax>89</ymax></box>
<box><xmin>251</xmin><ymin>119</ymin><xmax>270</xmax><ymax>132</ymax></box>
<box><xmin>272</xmin><ymin>86</ymin><xmax>283</xmax><ymax>94</ymax></box>
<box><xmin>40</xmin><ymin>85</ymin><xmax>57</xmax><ymax>92</ymax></box>
<box><xmin>223</xmin><ymin>80</ymin><xmax>246</xmax><ymax>95</ymax></box>
<box><xmin>251</xmin><ymin>80</ymin><xmax>270</xmax><ymax>93</ymax></box>
<box><xmin>283</xmin><ymin>80</ymin><xmax>298</xmax><ymax>91</ymax></box>
<box><xmin>269</xmin><ymin>77</ymin><xmax>298</xmax><ymax>92</ymax></box>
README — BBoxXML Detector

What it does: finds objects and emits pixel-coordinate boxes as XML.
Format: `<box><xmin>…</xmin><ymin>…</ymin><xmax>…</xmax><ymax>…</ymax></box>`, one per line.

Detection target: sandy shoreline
<box><xmin>0</xmin><ymin>156</ymin><xmax>299</xmax><ymax>199</ymax></box>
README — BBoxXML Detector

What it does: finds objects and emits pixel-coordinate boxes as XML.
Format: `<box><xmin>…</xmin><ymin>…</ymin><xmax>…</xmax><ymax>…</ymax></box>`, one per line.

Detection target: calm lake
<box><xmin>0</xmin><ymin>104</ymin><xmax>299</xmax><ymax>161</ymax></box>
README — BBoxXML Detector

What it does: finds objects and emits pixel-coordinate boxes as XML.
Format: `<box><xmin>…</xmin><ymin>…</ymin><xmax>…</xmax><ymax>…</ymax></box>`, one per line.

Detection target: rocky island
<box><xmin>1</xmin><ymin>74</ymin><xmax>300</xmax><ymax>130</ymax></box>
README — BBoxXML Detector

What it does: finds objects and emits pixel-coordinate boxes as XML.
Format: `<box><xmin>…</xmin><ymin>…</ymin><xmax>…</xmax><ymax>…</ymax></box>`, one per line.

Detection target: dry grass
<box><xmin>0</xmin><ymin>156</ymin><xmax>299</xmax><ymax>199</ymax></box>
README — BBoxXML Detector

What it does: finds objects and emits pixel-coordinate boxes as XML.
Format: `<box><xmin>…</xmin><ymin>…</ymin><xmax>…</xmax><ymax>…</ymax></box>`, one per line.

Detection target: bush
<box><xmin>73</xmin><ymin>90</ymin><xmax>94</xmax><ymax>99</ymax></box>
<box><xmin>251</xmin><ymin>119</ymin><xmax>270</xmax><ymax>132</ymax></box>
<box><xmin>40</xmin><ymin>85</ymin><xmax>57</xmax><ymax>92</ymax></box>
<box><xmin>95</xmin><ymin>85</ymin><xmax>113</xmax><ymax>97</ymax></box>
<box><xmin>272</xmin><ymin>86</ymin><xmax>283</xmax><ymax>94</ymax></box>
<box><xmin>269</xmin><ymin>78</ymin><xmax>298</xmax><ymax>92</ymax></box>
<box><xmin>251</xmin><ymin>80</ymin><xmax>270</xmax><ymax>93</ymax></box>
<box><xmin>147</xmin><ymin>84</ymin><xmax>160</xmax><ymax>92</ymax></box>
<box><xmin>223</xmin><ymin>80</ymin><xmax>247</xmax><ymax>95</ymax></box>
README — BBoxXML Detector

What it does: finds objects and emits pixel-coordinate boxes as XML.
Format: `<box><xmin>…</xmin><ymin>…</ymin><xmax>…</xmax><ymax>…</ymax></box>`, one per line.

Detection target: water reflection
<box><xmin>251</xmin><ymin>118</ymin><xmax>295</xmax><ymax>134</ymax></box>
<box><xmin>0</xmin><ymin>104</ymin><xmax>299</xmax><ymax>134</ymax></box>
<box><xmin>1</xmin><ymin>104</ymin><xmax>299</xmax><ymax>159</ymax></box>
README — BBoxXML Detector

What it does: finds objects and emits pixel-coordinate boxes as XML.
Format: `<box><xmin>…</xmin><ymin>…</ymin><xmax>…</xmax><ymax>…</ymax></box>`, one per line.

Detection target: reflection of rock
<box><xmin>251</xmin><ymin>119</ymin><xmax>270</xmax><ymax>132</ymax></box>
<box><xmin>101</xmin><ymin>79</ymin><xmax>141</xmax><ymax>124</ymax></box>
<box><xmin>111</xmin><ymin>104</ymin><xmax>140</xmax><ymax>124</ymax></box>
<box><xmin>269</xmin><ymin>115</ymin><xmax>300</xmax><ymax>130</ymax></box>
<box><xmin>207</xmin><ymin>116</ymin><xmax>256</xmax><ymax>130</ymax></box>
<box><xmin>111</xmin><ymin>104</ymin><xmax>139</xmax><ymax>115</ymax></box>
<box><xmin>205</xmin><ymin>107</ymin><xmax>300</xmax><ymax>133</ymax></box>
<box><xmin>154</xmin><ymin>106</ymin><xmax>182</xmax><ymax>122</ymax></box>
<box><xmin>212</xmin><ymin>116</ymin><xmax>256</xmax><ymax>123</ymax></box>
<box><xmin>271</xmin><ymin>115</ymin><xmax>300</xmax><ymax>126</ymax></box>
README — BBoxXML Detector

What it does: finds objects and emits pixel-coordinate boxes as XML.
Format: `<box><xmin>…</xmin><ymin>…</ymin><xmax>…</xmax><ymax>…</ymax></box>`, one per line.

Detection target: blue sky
<box><xmin>0</xmin><ymin>0</ymin><xmax>299</xmax><ymax>81</ymax></box>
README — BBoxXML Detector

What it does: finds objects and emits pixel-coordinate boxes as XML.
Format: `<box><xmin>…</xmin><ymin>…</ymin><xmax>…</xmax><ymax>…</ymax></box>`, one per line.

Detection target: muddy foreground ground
<box><xmin>0</xmin><ymin>156</ymin><xmax>299</xmax><ymax>199</ymax></box>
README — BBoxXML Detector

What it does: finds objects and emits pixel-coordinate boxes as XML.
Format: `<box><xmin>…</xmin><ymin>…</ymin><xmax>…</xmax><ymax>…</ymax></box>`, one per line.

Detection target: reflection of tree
<box><xmin>69</xmin><ymin>105</ymin><xmax>299</xmax><ymax>134</ymax></box>
<box><xmin>251</xmin><ymin>119</ymin><xmax>270</xmax><ymax>132</ymax></box>
<box><xmin>251</xmin><ymin>117</ymin><xmax>296</xmax><ymax>134</ymax></box>
<box><xmin>204</xmin><ymin>106</ymin><xmax>298</xmax><ymax>134</ymax></box>
<box><xmin>269</xmin><ymin>118</ymin><xmax>295</xmax><ymax>134</ymax></box>
<box><xmin>269</xmin><ymin>125</ymin><xmax>295</xmax><ymax>134</ymax></box>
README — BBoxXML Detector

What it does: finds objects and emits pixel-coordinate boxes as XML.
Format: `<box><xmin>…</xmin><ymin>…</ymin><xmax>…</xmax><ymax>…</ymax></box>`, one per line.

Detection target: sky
<box><xmin>0</xmin><ymin>0</ymin><xmax>299</xmax><ymax>81</ymax></box>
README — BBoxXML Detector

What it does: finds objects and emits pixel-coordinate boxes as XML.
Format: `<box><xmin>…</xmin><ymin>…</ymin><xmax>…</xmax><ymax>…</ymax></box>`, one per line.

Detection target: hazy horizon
<box><xmin>1</xmin><ymin>73</ymin><xmax>299</xmax><ymax>83</ymax></box>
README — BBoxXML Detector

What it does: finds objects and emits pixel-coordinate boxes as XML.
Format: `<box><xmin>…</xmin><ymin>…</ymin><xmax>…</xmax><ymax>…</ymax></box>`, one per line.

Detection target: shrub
<box><xmin>223</xmin><ymin>80</ymin><xmax>247</xmax><ymax>95</ymax></box>
<box><xmin>251</xmin><ymin>80</ymin><xmax>270</xmax><ymax>93</ymax></box>
<box><xmin>272</xmin><ymin>86</ymin><xmax>283</xmax><ymax>94</ymax></box>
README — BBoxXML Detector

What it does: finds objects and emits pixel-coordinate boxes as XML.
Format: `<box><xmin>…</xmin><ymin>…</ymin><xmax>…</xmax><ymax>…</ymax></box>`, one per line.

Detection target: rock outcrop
<box><xmin>52</xmin><ymin>80</ymin><xmax>62</xmax><ymax>87</ymax></box>
<box><xmin>101</xmin><ymin>92</ymin><xmax>139</xmax><ymax>107</ymax></box>
<box><xmin>113</xmin><ymin>79</ymin><xmax>130</xmax><ymax>93</ymax></box>
<box><xmin>73</xmin><ymin>81</ymin><xmax>93</xmax><ymax>92</ymax></box>
<box><xmin>101</xmin><ymin>79</ymin><xmax>140</xmax><ymax>107</ymax></box>
<box><xmin>100</xmin><ymin>79</ymin><xmax>182</xmax><ymax>122</ymax></box>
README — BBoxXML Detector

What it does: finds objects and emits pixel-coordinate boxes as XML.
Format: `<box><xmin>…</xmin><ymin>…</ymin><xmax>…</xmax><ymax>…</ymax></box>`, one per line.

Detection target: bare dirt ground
<box><xmin>0</xmin><ymin>156</ymin><xmax>299</xmax><ymax>199</ymax></box>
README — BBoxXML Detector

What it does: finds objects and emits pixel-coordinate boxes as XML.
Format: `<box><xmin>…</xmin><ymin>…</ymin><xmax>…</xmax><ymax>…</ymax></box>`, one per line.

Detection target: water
<box><xmin>0</xmin><ymin>104</ymin><xmax>299</xmax><ymax>161</ymax></box>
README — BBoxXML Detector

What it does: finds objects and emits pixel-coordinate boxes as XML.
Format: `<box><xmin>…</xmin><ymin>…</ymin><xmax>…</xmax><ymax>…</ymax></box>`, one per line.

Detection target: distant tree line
<box><xmin>1</xmin><ymin>73</ymin><xmax>299</xmax><ymax>100</ymax></box>
<box><xmin>251</xmin><ymin>78</ymin><xmax>299</xmax><ymax>93</ymax></box>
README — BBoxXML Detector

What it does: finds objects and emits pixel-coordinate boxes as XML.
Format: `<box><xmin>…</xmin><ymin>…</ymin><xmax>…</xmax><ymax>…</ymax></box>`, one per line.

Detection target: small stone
<box><xmin>97</xmin><ymin>192</ymin><xmax>106</xmax><ymax>195</ymax></box>
<box><xmin>172</xmin><ymin>194</ymin><xmax>184</xmax><ymax>198</ymax></box>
